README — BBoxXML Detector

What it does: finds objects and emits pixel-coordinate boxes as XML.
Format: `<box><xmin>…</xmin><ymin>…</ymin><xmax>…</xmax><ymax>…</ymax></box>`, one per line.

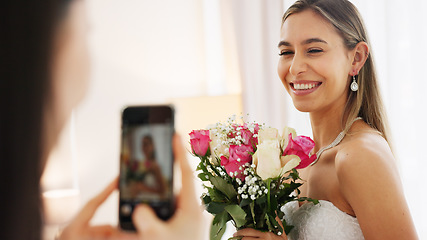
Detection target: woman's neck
<box><xmin>309</xmin><ymin>102</ymin><xmax>348</xmax><ymax>153</ymax></box>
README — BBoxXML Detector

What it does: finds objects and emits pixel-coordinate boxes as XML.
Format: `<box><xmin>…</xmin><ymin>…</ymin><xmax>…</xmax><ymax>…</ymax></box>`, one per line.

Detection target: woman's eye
<box><xmin>308</xmin><ymin>48</ymin><xmax>323</xmax><ymax>54</ymax></box>
<box><xmin>279</xmin><ymin>51</ymin><xmax>293</xmax><ymax>56</ymax></box>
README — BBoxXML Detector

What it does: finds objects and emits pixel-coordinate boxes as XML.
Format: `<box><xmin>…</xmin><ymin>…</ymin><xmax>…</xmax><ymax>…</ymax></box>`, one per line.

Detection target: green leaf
<box><xmin>198</xmin><ymin>172</ymin><xmax>210</xmax><ymax>181</ymax></box>
<box><xmin>284</xmin><ymin>224</ymin><xmax>294</xmax><ymax>235</ymax></box>
<box><xmin>208</xmin><ymin>187</ymin><xmax>227</xmax><ymax>202</ymax></box>
<box><xmin>297</xmin><ymin>197</ymin><xmax>319</xmax><ymax>205</ymax></box>
<box><xmin>283</xmin><ymin>168</ymin><xmax>302</xmax><ymax>181</ymax></box>
<box><xmin>224</xmin><ymin>205</ymin><xmax>247</xmax><ymax>228</ymax></box>
<box><xmin>266</xmin><ymin>178</ymin><xmax>272</xmax><ymax>211</ymax></box>
<box><xmin>277</xmin><ymin>207</ymin><xmax>284</xmax><ymax>219</ymax></box>
<box><xmin>206</xmin><ymin>157</ymin><xmax>222</xmax><ymax>177</ymax></box>
<box><xmin>206</xmin><ymin>202</ymin><xmax>227</xmax><ymax>214</ymax></box>
<box><xmin>210</xmin><ymin>176</ymin><xmax>238</xmax><ymax>200</ymax></box>
<box><xmin>291</xmin><ymin>168</ymin><xmax>302</xmax><ymax>180</ymax></box>
<box><xmin>202</xmin><ymin>194</ymin><xmax>212</xmax><ymax>204</ymax></box>
<box><xmin>280</xmin><ymin>207</ymin><xmax>296</xmax><ymax>235</ymax></box>
<box><xmin>264</xmin><ymin>213</ymin><xmax>273</xmax><ymax>231</ymax></box>
<box><xmin>255</xmin><ymin>195</ymin><xmax>266</xmax><ymax>205</ymax></box>
<box><xmin>239</xmin><ymin>198</ymin><xmax>252</xmax><ymax>207</ymax></box>
<box><xmin>211</xmin><ymin>211</ymin><xmax>229</xmax><ymax>240</ymax></box>
<box><xmin>210</xmin><ymin>221</ymin><xmax>226</xmax><ymax>240</ymax></box>
<box><xmin>268</xmin><ymin>213</ymin><xmax>282</xmax><ymax>233</ymax></box>
<box><xmin>250</xmin><ymin>201</ymin><xmax>256</xmax><ymax>226</ymax></box>
<box><xmin>197</xmin><ymin>158</ymin><xmax>210</xmax><ymax>174</ymax></box>
<box><xmin>196</xmin><ymin>162</ymin><xmax>203</xmax><ymax>171</ymax></box>
<box><xmin>269</xmin><ymin>195</ymin><xmax>278</xmax><ymax>215</ymax></box>
<box><xmin>255</xmin><ymin>207</ymin><xmax>267</xmax><ymax>229</ymax></box>
<box><xmin>289</xmin><ymin>181</ymin><xmax>303</xmax><ymax>189</ymax></box>
<box><xmin>282</xmin><ymin>216</ymin><xmax>294</xmax><ymax>235</ymax></box>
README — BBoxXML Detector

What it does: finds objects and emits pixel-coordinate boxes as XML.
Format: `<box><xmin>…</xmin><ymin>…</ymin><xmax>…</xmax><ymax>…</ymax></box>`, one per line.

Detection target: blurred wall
<box><xmin>76</xmin><ymin>0</ymin><xmax>208</xmax><ymax>225</ymax></box>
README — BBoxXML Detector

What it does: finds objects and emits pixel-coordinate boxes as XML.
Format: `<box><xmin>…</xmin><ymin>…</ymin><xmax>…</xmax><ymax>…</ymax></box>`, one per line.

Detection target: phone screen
<box><xmin>119</xmin><ymin>106</ymin><xmax>174</xmax><ymax>231</ymax></box>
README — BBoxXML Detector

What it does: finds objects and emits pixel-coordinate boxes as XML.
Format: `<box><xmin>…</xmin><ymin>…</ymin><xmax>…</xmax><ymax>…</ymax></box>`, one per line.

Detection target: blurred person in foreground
<box><xmin>0</xmin><ymin>0</ymin><xmax>204</xmax><ymax>239</ymax></box>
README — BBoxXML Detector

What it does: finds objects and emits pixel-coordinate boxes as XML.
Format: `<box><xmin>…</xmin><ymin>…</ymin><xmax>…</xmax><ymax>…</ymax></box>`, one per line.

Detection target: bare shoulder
<box><xmin>334</xmin><ymin>128</ymin><xmax>403</xmax><ymax>210</ymax></box>
<box><xmin>335</xmin><ymin>130</ymin><xmax>398</xmax><ymax>180</ymax></box>
<box><xmin>332</xmin><ymin>129</ymin><xmax>418</xmax><ymax>238</ymax></box>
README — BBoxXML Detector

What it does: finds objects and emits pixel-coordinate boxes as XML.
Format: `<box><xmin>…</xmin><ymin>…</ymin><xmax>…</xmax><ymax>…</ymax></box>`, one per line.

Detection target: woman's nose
<box><xmin>289</xmin><ymin>53</ymin><xmax>307</xmax><ymax>76</ymax></box>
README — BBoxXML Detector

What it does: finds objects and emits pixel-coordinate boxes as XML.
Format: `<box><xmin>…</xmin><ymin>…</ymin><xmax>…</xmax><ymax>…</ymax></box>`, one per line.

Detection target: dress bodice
<box><xmin>282</xmin><ymin>200</ymin><xmax>365</xmax><ymax>240</ymax></box>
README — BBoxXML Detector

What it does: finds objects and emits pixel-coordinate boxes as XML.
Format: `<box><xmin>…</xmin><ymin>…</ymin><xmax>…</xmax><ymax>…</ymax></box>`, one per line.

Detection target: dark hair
<box><xmin>0</xmin><ymin>0</ymin><xmax>72</xmax><ymax>239</ymax></box>
<box><xmin>143</xmin><ymin>135</ymin><xmax>156</xmax><ymax>160</ymax></box>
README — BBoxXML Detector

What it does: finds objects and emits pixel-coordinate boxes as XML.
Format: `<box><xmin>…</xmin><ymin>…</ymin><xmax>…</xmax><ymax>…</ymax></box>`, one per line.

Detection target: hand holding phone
<box><xmin>58</xmin><ymin>178</ymin><xmax>139</xmax><ymax>240</ymax></box>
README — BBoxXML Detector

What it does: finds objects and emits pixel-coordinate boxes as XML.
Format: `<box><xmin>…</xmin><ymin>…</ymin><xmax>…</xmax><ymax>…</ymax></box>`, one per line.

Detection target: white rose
<box><xmin>281</xmin><ymin>126</ymin><xmax>297</xmax><ymax>149</ymax></box>
<box><xmin>254</xmin><ymin>139</ymin><xmax>282</xmax><ymax>180</ymax></box>
<box><xmin>258</xmin><ymin>128</ymin><xmax>279</xmax><ymax>144</ymax></box>
<box><xmin>279</xmin><ymin>155</ymin><xmax>301</xmax><ymax>175</ymax></box>
<box><xmin>209</xmin><ymin>131</ymin><xmax>228</xmax><ymax>166</ymax></box>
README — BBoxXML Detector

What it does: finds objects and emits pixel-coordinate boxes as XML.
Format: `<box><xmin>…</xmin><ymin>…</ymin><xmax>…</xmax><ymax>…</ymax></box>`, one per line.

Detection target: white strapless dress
<box><xmin>282</xmin><ymin>200</ymin><xmax>365</xmax><ymax>240</ymax></box>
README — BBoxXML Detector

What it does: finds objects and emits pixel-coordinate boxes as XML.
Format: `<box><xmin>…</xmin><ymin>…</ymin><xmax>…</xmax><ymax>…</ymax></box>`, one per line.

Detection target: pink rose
<box><xmin>227</xmin><ymin>124</ymin><xmax>241</xmax><ymax>139</ymax></box>
<box><xmin>220</xmin><ymin>144</ymin><xmax>253</xmax><ymax>180</ymax></box>
<box><xmin>232</xmin><ymin>123</ymin><xmax>260</xmax><ymax>149</ymax></box>
<box><xmin>283</xmin><ymin>134</ymin><xmax>317</xmax><ymax>169</ymax></box>
<box><xmin>241</xmin><ymin>128</ymin><xmax>258</xmax><ymax>148</ymax></box>
<box><xmin>190</xmin><ymin>130</ymin><xmax>211</xmax><ymax>157</ymax></box>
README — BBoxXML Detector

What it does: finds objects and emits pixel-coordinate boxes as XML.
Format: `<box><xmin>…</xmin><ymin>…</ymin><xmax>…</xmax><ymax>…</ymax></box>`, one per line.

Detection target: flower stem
<box><xmin>267</xmin><ymin>178</ymin><xmax>271</xmax><ymax>211</ymax></box>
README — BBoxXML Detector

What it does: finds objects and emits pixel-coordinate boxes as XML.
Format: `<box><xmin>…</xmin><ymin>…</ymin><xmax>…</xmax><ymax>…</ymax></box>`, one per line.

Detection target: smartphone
<box><xmin>118</xmin><ymin>105</ymin><xmax>175</xmax><ymax>231</ymax></box>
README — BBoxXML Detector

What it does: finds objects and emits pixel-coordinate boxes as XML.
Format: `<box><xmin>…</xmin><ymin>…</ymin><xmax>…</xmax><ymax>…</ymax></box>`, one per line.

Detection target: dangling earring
<box><xmin>350</xmin><ymin>75</ymin><xmax>359</xmax><ymax>92</ymax></box>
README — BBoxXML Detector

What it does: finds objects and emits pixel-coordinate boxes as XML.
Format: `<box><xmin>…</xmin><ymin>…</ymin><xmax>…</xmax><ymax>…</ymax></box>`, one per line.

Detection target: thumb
<box><xmin>132</xmin><ymin>204</ymin><xmax>165</xmax><ymax>235</ymax></box>
<box><xmin>173</xmin><ymin>134</ymin><xmax>197</xmax><ymax>210</ymax></box>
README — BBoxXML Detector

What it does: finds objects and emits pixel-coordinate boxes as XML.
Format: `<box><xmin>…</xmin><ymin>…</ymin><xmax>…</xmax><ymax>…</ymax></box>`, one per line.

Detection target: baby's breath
<box><xmin>195</xmin><ymin>114</ymin><xmax>311</xmax><ymax>237</ymax></box>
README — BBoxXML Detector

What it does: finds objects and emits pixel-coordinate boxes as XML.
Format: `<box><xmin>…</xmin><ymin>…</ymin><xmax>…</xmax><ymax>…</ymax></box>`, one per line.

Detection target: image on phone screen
<box><xmin>119</xmin><ymin>106</ymin><xmax>174</xmax><ymax>230</ymax></box>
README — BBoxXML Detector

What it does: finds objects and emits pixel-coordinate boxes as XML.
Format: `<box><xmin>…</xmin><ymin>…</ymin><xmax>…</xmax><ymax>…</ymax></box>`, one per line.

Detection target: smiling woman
<box><xmin>278</xmin><ymin>9</ymin><xmax>359</xmax><ymax>112</ymax></box>
<box><xmin>234</xmin><ymin>0</ymin><xmax>418</xmax><ymax>239</ymax></box>
<box><xmin>177</xmin><ymin>0</ymin><xmax>427</xmax><ymax>238</ymax></box>
<box><xmin>277</xmin><ymin>37</ymin><xmax>328</xmax><ymax>96</ymax></box>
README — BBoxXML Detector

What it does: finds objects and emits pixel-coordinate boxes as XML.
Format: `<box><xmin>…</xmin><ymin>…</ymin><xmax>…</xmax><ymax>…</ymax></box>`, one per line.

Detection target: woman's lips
<box><xmin>290</xmin><ymin>81</ymin><xmax>322</xmax><ymax>96</ymax></box>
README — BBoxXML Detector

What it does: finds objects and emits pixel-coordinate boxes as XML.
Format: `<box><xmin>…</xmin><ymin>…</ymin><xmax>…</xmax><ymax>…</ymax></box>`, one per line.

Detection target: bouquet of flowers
<box><xmin>189</xmin><ymin>116</ymin><xmax>318</xmax><ymax>240</ymax></box>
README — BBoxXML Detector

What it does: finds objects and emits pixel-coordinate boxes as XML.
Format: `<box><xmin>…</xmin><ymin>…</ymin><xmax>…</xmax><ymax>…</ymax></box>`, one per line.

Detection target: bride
<box><xmin>235</xmin><ymin>0</ymin><xmax>418</xmax><ymax>239</ymax></box>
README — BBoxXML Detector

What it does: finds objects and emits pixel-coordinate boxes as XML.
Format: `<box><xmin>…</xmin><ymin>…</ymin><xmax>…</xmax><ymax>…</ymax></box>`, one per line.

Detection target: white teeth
<box><xmin>293</xmin><ymin>83</ymin><xmax>318</xmax><ymax>90</ymax></box>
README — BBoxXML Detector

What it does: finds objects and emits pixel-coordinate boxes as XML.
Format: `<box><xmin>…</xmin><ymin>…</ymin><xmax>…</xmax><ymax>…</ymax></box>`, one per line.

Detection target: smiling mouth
<box><xmin>290</xmin><ymin>82</ymin><xmax>322</xmax><ymax>91</ymax></box>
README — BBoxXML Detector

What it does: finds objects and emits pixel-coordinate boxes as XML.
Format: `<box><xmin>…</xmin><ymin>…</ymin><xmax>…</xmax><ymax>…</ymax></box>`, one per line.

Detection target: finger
<box><xmin>73</xmin><ymin>177</ymin><xmax>118</xmax><ymax>226</ymax></box>
<box><xmin>173</xmin><ymin>134</ymin><xmax>187</xmax><ymax>162</ymax></box>
<box><xmin>132</xmin><ymin>204</ymin><xmax>165</xmax><ymax>236</ymax></box>
<box><xmin>234</xmin><ymin>228</ymin><xmax>264</xmax><ymax>238</ymax></box>
<box><xmin>86</xmin><ymin>225</ymin><xmax>139</xmax><ymax>240</ymax></box>
<box><xmin>85</xmin><ymin>225</ymin><xmax>115</xmax><ymax>239</ymax></box>
<box><xmin>235</xmin><ymin>229</ymin><xmax>286</xmax><ymax>240</ymax></box>
<box><xmin>173</xmin><ymin>134</ymin><xmax>197</xmax><ymax>210</ymax></box>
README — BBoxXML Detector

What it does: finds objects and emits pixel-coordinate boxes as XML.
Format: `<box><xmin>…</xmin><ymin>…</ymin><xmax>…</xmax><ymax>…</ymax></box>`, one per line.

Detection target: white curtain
<box><xmin>222</xmin><ymin>0</ymin><xmax>427</xmax><ymax>238</ymax></box>
<box><xmin>221</xmin><ymin>0</ymin><xmax>292</xmax><ymax>130</ymax></box>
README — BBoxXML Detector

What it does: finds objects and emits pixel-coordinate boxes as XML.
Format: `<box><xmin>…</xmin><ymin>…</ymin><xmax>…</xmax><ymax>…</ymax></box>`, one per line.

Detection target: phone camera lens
<box><xmin>121</xmin><ymin>204</ymin><xmax>132</xmax><ymax>216</ymax></box>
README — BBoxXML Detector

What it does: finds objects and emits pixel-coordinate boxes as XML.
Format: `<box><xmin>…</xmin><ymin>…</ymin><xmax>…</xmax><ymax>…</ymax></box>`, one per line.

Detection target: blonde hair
<box><xmin>283</xmin><ymin>0</ymin><xmax>392</xmax><ymax>145</ymax></box>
